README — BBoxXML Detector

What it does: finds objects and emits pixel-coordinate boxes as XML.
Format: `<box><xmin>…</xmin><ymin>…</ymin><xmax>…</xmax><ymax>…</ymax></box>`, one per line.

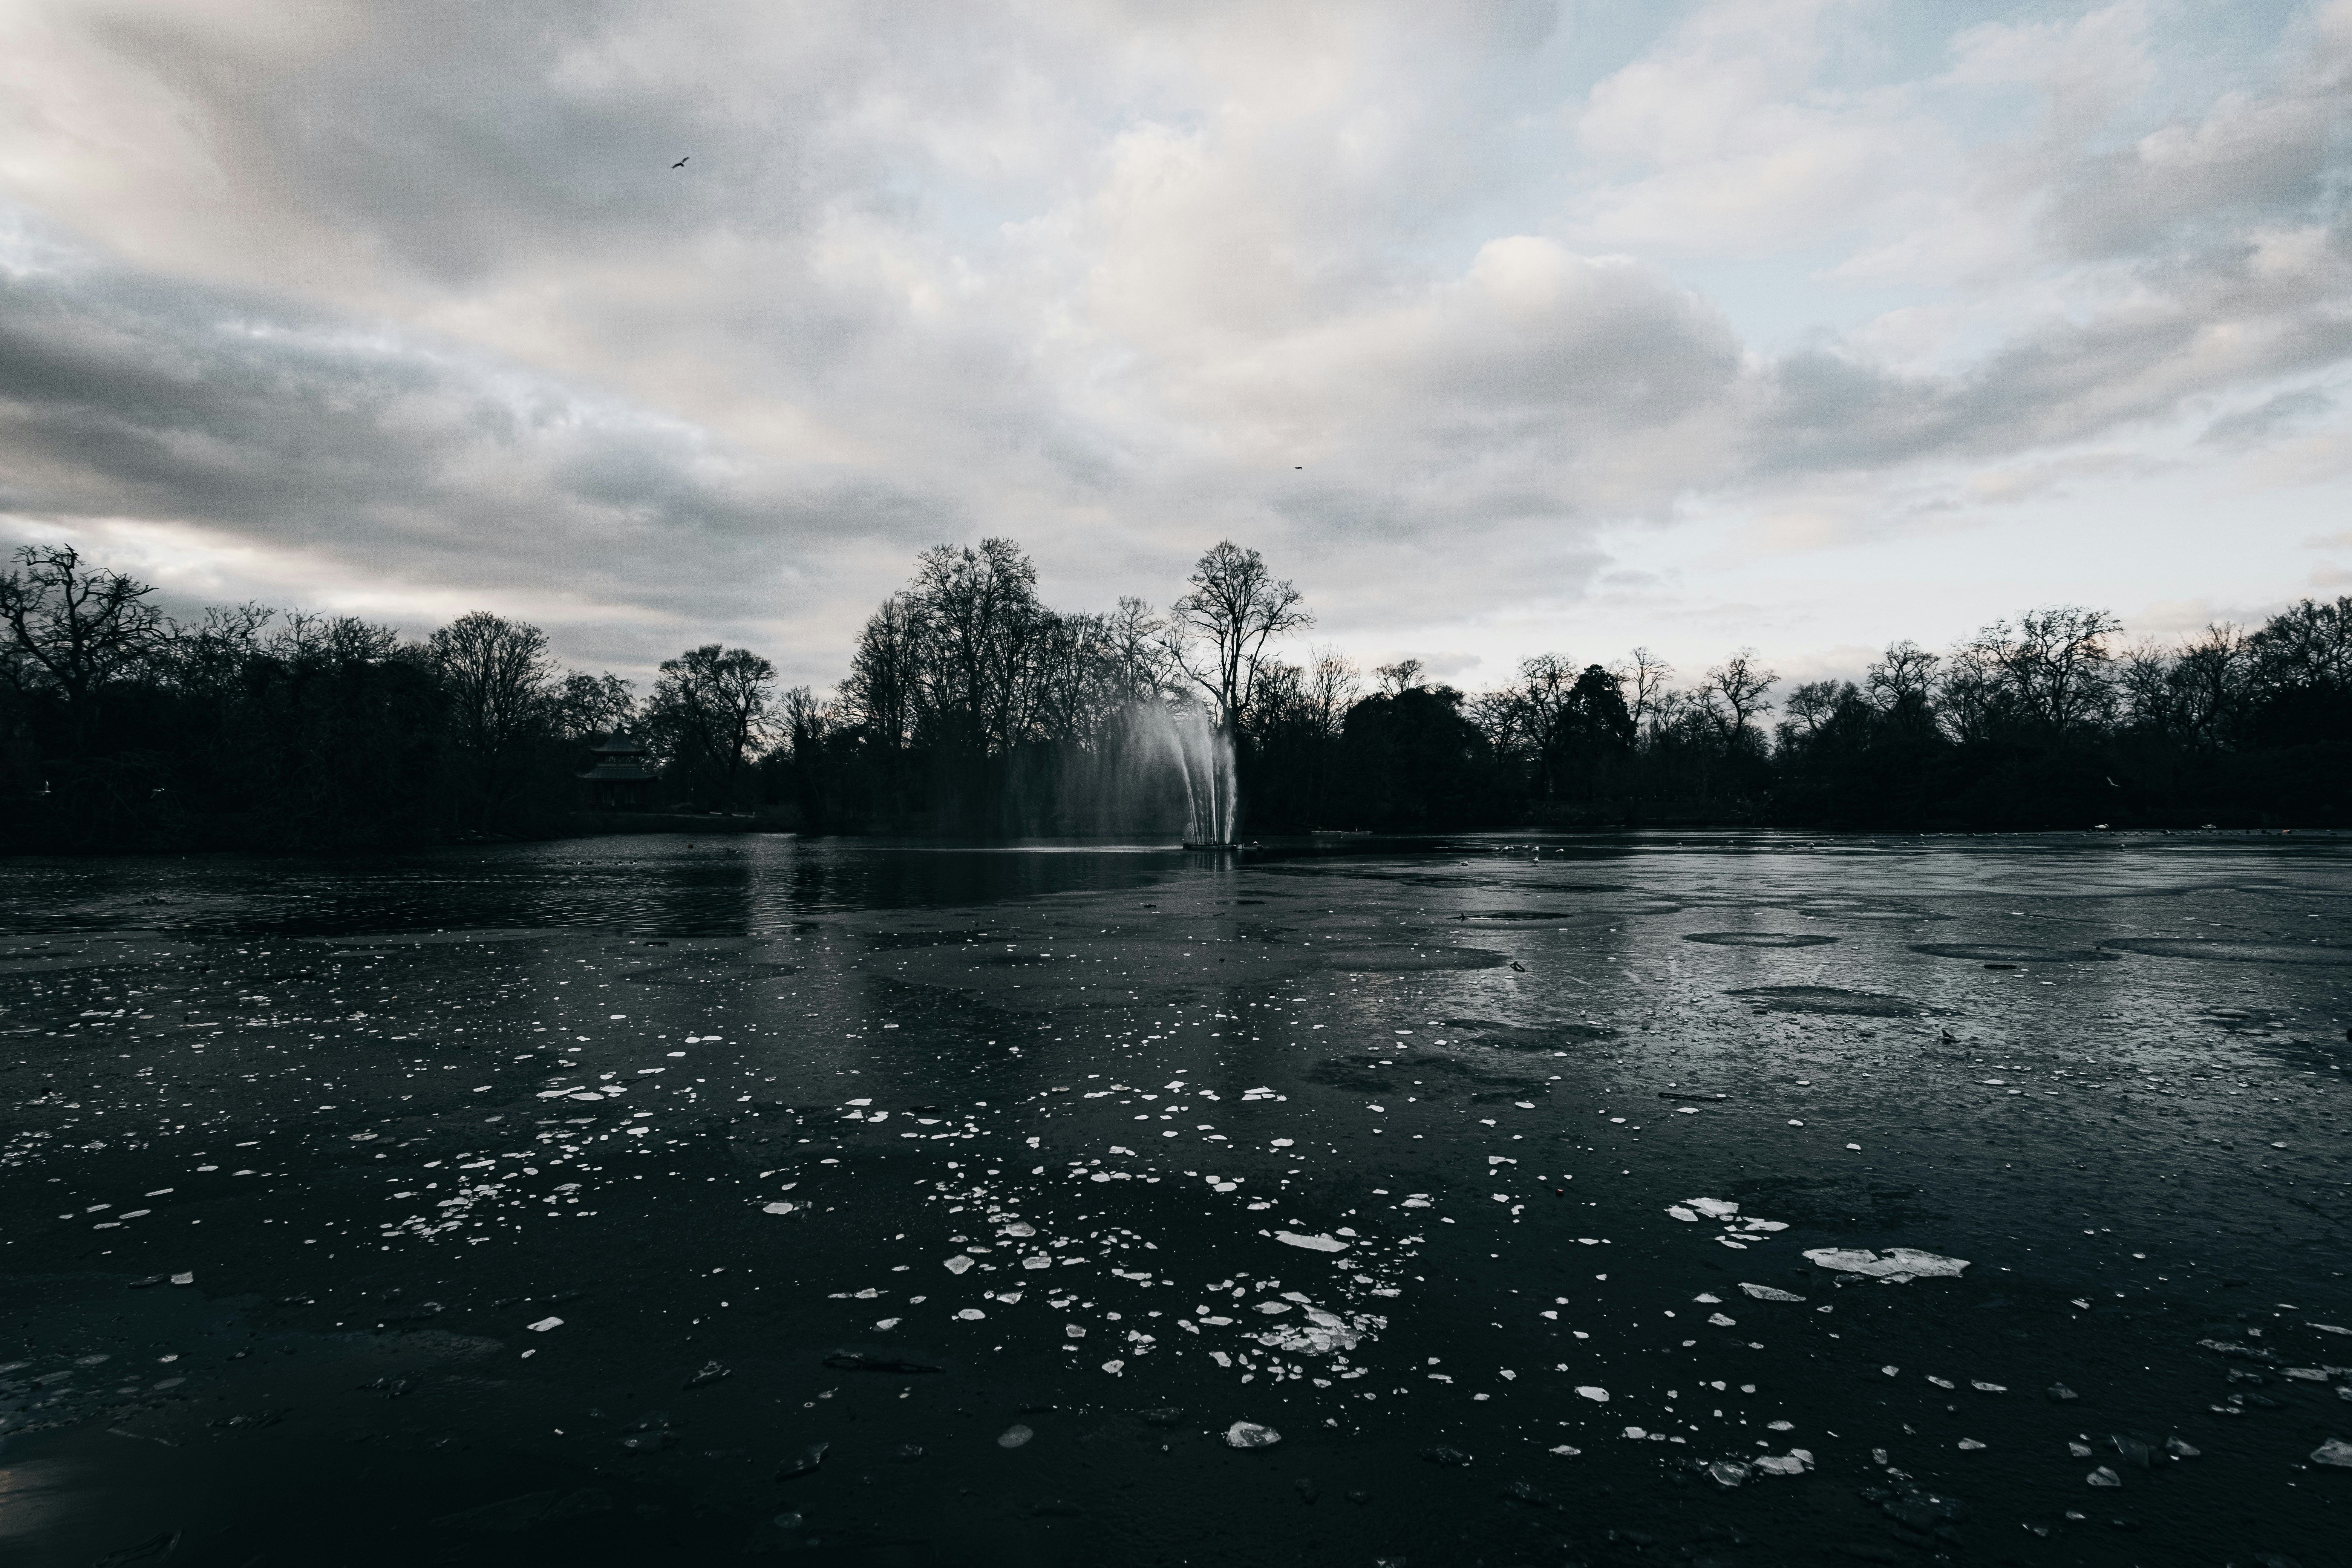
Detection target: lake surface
<box><xmin>1</xmin><ymin>830</ymin><xmax>2347</xmax><ymax>1567</ymax></box>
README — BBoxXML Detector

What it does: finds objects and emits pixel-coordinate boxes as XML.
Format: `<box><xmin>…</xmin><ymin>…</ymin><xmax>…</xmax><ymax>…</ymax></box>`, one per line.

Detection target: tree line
<box><xmin>0</xmin><ymin>545</ymin><xmax>778</xmax><ymax>849</ymax></box>
<box><xmin>2</xmin><ymin>539</ymin><xmax>2344</xmax><ymax>851</ymax></box>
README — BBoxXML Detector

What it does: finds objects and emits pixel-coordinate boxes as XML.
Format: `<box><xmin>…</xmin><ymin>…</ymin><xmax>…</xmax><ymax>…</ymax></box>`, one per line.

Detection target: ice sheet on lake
<box><xmin>1803</xmin><ymin>1246</ymin><xmax>1970</xmax><ymax>1282</ymax></box>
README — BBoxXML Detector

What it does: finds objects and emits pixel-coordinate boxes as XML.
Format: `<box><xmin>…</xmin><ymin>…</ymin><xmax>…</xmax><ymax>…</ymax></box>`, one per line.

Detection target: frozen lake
<box><xmin>1</xmin><ymin>831</ymin><xmax>2347</xmax><ymax>1566</ymax></box>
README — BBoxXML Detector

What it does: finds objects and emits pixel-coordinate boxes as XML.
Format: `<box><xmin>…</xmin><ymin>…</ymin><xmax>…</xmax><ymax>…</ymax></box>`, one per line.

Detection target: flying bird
<box><xmin>672</xmin><ymin>156</ymin><xmax>690</xmax><ymax>168</ymax></box>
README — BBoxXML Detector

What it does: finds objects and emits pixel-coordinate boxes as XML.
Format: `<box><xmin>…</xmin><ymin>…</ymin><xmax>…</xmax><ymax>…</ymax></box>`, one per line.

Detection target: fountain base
<box><xmin>1182</xmin><ymin>841</ymin><xmax>1241</xmax><ymax>852</ymax></box>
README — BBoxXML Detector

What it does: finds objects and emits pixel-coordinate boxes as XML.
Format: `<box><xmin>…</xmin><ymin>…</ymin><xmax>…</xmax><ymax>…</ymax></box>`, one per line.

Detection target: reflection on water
<box><xmin>0</xmin><ymin>836</ymin><xmax>1197</xmax><ymax>938</ymax></box>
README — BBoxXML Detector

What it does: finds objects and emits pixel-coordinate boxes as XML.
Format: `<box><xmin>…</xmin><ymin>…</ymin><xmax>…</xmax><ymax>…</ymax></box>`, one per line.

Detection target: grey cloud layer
<box><xmin>1</xmin><ymin>0</ymin><xmax>2348</xmax><ymax>678</ymax></box>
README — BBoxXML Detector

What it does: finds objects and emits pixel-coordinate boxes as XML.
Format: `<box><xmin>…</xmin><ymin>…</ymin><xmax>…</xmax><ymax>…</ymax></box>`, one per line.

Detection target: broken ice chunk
<box><xmin>943</xmin><ymin>1256</ymin><xmax>975</xmax><ymax>1275</ymax></box>
<box><xmin>1739</xmin><ymin>1283</ymin><xmax>1805</xmax><ymax>1302</ymax></box>
<box><xmin>1223</xmin><ymin>1421</ymin><xmax>1282</xmax><ymax>1449</ymax></box>
<box><xmin>1274</xmin><ymin>1231</ymin><xmax>1348</xmax><ymax>1253</ymax></box>
<box><xmin>1801</xmin><ymin>1247</ymin><xmax>1969</xmax><ymax>1283</ymax></box>
<box><xmin>1666</xmin><ymin>1207</ymin><xmax>1699</xmax><ymax>1222</ymax></box>
<box><xmin>2312</xmin><ymin>1438</ymin><xmax>2352</xmax><ymax>1468</ymax></box>
<box><xmin>1575</xmin><ymin>1386</ymin><xmax>1608</xmax><ymax>1403</ymax></box>
<box><xmin>527</xmin><ymin>1316</ymin><xmax>564</xmax><ymax>1332</ymax></box>
<box><xmin>1686</xmin><ymin>1198</ymin><xmax>1739</xmax><ymax>1219</ymax></box>
<box><xmin>776</xmin><ymin>1442</ymin><xmax>829</xmax><ymax>1479</ymax></box>
<box><xmin>998</xmin><ymin>1424</ymin><xmax>1034</xmax><ymax>1449</ymax></box>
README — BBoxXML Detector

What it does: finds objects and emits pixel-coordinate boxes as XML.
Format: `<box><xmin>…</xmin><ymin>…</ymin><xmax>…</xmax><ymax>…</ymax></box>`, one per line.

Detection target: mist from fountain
<box><xmin>1129</xmin><ymin>702</ymin><xmax>1237</xmax><ymax>845</ymax></box>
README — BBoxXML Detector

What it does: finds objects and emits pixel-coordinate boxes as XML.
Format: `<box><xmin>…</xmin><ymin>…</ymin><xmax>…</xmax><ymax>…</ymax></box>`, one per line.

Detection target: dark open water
<box><xmin>0</xmin><ymin>831</ymin><xmax>2347</xmax><ymax>1568</ymax></box>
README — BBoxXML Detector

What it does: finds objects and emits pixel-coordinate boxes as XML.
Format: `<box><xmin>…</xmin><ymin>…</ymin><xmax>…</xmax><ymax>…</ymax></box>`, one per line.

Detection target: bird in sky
<box><xmin>672</xmin><ymin>156</ymin><xmax>689</xmax><ymax>168</ymax></box>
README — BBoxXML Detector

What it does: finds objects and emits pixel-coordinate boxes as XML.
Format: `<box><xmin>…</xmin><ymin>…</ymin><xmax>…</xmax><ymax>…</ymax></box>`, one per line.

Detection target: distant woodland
<box><xmin>2</xmin><ymin>539</ymin><xmax>2345</xmax><ymax>852</ymax></box>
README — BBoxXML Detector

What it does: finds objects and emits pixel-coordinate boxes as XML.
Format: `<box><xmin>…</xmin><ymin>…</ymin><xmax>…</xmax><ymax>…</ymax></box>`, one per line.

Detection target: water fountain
<box><xmin>1132</xmin><ymin>703</ymin><xmax>1238</xmax><ymax>848</ymax></box>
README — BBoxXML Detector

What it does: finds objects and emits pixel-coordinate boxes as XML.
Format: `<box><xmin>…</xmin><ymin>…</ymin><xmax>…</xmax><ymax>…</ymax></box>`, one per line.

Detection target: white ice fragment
<box><xmin>874</xmin><ymin>1318</ymin><xmax>902</xmax><ymax>1331</ymax></box>
<box><xmin>1695</xmin><ymin>1293</ymin><xmax>1723</xmax><ymax>1305</ymax></box>
<box><xmin>1971</xmin><ymin>1381</ymin><xmax>2007</xmax><ymax>1393</ymax></box>
<box><xmin>1687</xmin><ymin>1198</ymin><xmax>1739</xmax><ymax>1219</ymax></box>
<box><xmin>1022</xmin><ymin>1254</ymin><xmax>1052</xmax><ymax>1270</ymax></box>
<box><xmin>2311</xmin><ymin>1322</ymin><xmax>2352</xmax><ymax>1337</ymax></box>
<box><xmin>2087</xmin><ymin>1466</ymin><xmax>2122</xmax><ymax>1487</ymax></box>
<box><xmin>1666</xmin><ymin>1207</ymin><xmax>1699</xmax><ymax>1223</ymax></box>
<box><xmin>1575</xmin><ymin>1386</ymin><xmax>1608</xmax><ymax>1403</ymax></box>
<box><xmin>1065</xmin><ymin>1324</ymin><xmax>1086</xmax><ymax>1338</ymax></box>
<box><xmin>169</xmin><ymin>1272</ymin><xmax>194</xmax><ymax>1286</ymax></box>
<box><xmin>1223</xmin><ymin>1421</ymin><xmax>1282</xmax><ymax>1449</ymax></box>
<box><xmin>1549</xmin><ymin>1444</ymin><xmax>1582</xmax><ymax>1457</ymax></box>
<box><xmin>1274</xmin><ymin>1231</ymin><xmax>1348</xmax><ymax>1253</ymax></box>
<box><xmin>1707</xmin><ymin>1312</ymin><xmax>1736</xmax><ymax>1327</ymax></box>
<box><xmin>2310</xmin><ymin>1438</ymin><xmax>2352</xmax><ymax>1468</ymax></box>
<box><xmin>1740</xmin><ymin>1283</ymin><xmax>1805</xmax><ymax>1302</ymax></box>
<box><xmin>844</xmin><ymin>1098</ymin><xmax>872</xmax><ymax>1107</ymax></box>
<box><xmin>1002</xmin><ymin>1221</ymin><xmax>1036</xmax><ymax>1237</ymax></box>
<box><xmin>762</xmin><ymin>1201</ymin><xmax>799</xmax><ymax>1215</ymax></box>
<box><xmin>1256</xmin><ymin>1302</ymin><xmax>1292</xmax><ymax>1315</ymax></box>
<box><xmin>956</xmin><ymin>1308</ymin><xmax>986</xmax><ymax>1320</ymax></box>
<box><xmin>1802</xmin><ymin>1247</ymin><xmax>1970</xmax><ymax>1282</ymax></box>
<box><xmin>998</xmin><ymin>1424</ymin><xmax>1034</xmax><ymax>1449</ymax></box>
<box><xmin>1100</xmin><ymin>1359</ymin><xmax>1125</xmax><ymax>1375</ymax></box>
<box><xmin>943</xmin><ymin>1256</ymin><xmax>975</xmax><ymax>1274</ymax></box>
<box><xmin>527</xmin><ymin>1316</ymin><xmax>564</xmax><ymax>1332</ymax></box>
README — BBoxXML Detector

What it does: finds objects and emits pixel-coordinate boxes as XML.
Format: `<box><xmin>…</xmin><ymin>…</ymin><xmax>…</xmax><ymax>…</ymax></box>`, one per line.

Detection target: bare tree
<box><xmin>1954</xmin><ymin>606</ymin><xmax>2122</xmax><ymax>733</ymax></box>
<box><xmin>2171</xmin><ymin>622</ymin><xmax>2246</xmax><ymax>746</ymax></box>
<box><xmin>1104</xmin><ymin>597</ymin><xmax>1174</xmax><ymax>704</ymax></box>
<box><xmin>1374</xmin><ymin>657</ymin><xmax>1426</xmax><ymax>696</ymax></box>
<box><xmin>1303</xmin><ymin>648</ymin><xmax>1360</xmax><ymax>739</ymax></box>
<box><xmin>906</xmin><ymin>539</ymin><xmax>1048</xmax><ymax>756</ymax></box>
<box><xmin>783</xmin><ymin>684</ymin><xmax>835</xmax><ymax>756</ymax></box>
<box><xmin>1167</xmin><ymin>541</ymin><xmax>1311</xmax><ymax>729</ymax></box>
<box><xmin>1700</xmin><ymin>649</ymin><xmax>1779</xmax><ymax>738</ymax></box>
<box><xmin>554</xmin><ymin>671</ymin><xmax>638</xmax><ymax>741</ymax></box>
<box><xmin>0</xmin><ymin>546</ymin><xmax>168</xmax><ymax>740</ymax></box>
<box><xmin>1780</xmin><ymin>679</ymin><xmax>1845</xmax><ymax>737</ymax></box>
<box><xmin>2247</xmin><ymin>596</ymin><xmax>2352</xmax><ymax>694</ymax></box>
<box><xmin>649</xmin><ymin>644</ymin><xmax>778</xmax><ymax>808</ymax></box>
<box><xmin>1620</xmin><ymin>646</ymin><xmax>1674</xmax><ymax>727</ymax></box>
<box><xmin>428</xmin><ymin>610</ymin><xmax>558</xmax><ymax>825</ymax></box>
<box><xmin>1865</xmin><ymin>640</ymin><xmax>1939</xmax><ymax>711</ymax></box>
<box><xmin>839</xmin><ymin>595</ymin><xmax>919</xmax><ymax>752</ymax></box>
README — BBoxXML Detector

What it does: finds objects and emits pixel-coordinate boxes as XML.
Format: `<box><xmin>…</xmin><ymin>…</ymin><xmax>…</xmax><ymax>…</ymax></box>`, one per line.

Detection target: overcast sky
<box><xmin>3</xmin><ymin>0</ymin><xmax>2349</xmax><ymax>695</ymax></box>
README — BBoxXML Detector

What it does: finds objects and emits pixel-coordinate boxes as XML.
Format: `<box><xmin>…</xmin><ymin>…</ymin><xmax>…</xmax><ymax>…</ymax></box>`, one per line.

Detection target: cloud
<box><xmin>0</xmin><ymin>0</ymin><xmax>2347</xmax><ymax>687</ymax></box>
